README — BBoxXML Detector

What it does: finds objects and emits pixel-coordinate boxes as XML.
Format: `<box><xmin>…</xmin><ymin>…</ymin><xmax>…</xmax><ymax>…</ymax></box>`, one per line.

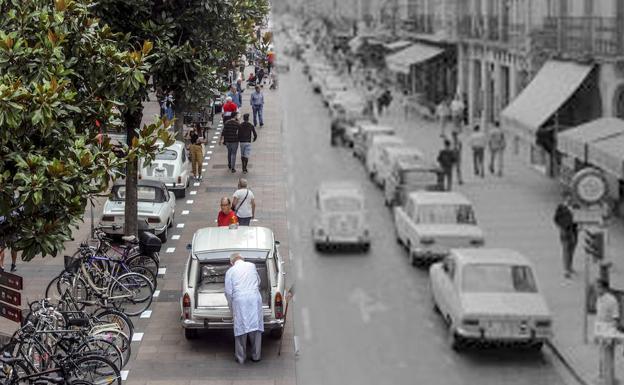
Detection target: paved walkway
<box><xmin>375</xmin><ymin>96</ymin><xmax>624</xmax><ymax>384</ymax></box>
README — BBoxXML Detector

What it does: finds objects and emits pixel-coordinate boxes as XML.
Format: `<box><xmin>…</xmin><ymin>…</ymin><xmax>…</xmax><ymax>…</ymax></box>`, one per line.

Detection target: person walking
<box><xmin>436</xmin><ymin>139</ymin><xmax>456</xmax><ymax>191</ymax></box>
<box><xmin>451</xmin><ymin>131</ymin><xmax>464</xmax><ymax>185</ymax></box>
<box><xmin>218</xmin><ymin>197</ymin><xmax>239</xmax><ymax>227</ymax></box>
<box><xmin>226</xmin><ymin>85</ymin><xmax>242</xmax><ymax>109</ymax></box>
<box><xmin>0</xmin><ymin>247</ymin><xmax>17</xmax><ymax>272</ymax></box>
<box><xmin>250</xmin><ymin>86</ymin><xmax>265</xmax><ymax>127</ymax></box>
<box><xmin>220</xmin><ymin>112</ymin><xmax>240</xmax><ymax>173</ymax></box>
<box><xmin>232</xmin><ymin>178</ymin><xmax>256</xmax><ymax>226</ymax></box>
<box><xmin>450</xmin><ymin>94</ymin><xmax>465</xmax><ymax>135</ymax></box>
<box><xmin>488</xmin><ymin>121</ymin><xmax>506</xmax><ymax>177</ymax></box>
<box><xmin>595</xmin><ymin>279</ymin><xmax>620</xmax><ymax>328</ymax></box>
<box><xmin>436</xmin><ymin>99</ymin><xmax>450</xmax><ymax>138</ymax></box>
<box><xmin>225</xmin><ymin>253</ymin><xmax>264</xmax><ymax>364</ymax></box>
<box><xmin>257</xmin><ymin>67</ymin><xmax>265</xmax><ymax>85</ymax></box>
<box><xmin>236</xmin><ymin>79</ymin><xmax>244</xmax><ymax>106</ymax></box>
<box><xmin>188</xmin><ymin>132</ymin><xmax>204</xmax><ymax>180</ymax></box>
<box><xmin>468</xmin><ymin>124</ymin><xmax>486</xmax><ymax>177</ymax></box>
<box><xmin>238</xmin><ymin>113</ymin><xmax>258</xmax><ymax>174</ymax></box>
<box><xmin>222</xmin><ymin>96</ymin><xmax>238</xmax><ymax>124</ymax></box>
<box><xmin>553</xmin><ymin>193</ymin><xmax>578</xmax><ymax>278</ymax></box>
<box><xmin>267</xmin><ymin>50</ymin><xmax>275</xmax><ymax>74</ymax></box>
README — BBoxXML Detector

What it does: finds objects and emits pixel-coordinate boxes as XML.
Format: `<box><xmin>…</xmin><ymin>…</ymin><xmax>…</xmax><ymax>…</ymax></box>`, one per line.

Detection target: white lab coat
<box><xmin>224</xmin><ymin>260</ymin><xmax>264</xmax><ymax>337</ymax></box>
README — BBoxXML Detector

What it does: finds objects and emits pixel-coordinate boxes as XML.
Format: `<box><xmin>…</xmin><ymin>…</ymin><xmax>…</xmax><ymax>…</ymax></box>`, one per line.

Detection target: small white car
<box><xmin>430</xmin><ymin>248</ymin><xmax>553</xmax><ymax>351</ymax></box>
<box><xmin>313</xmin><ymin>182</ymin><xmax>370</xmax><ymax>252</ymax></box>
<box><xmin>100</xmin><ymin>180</ymin><xmax>176</xmax><ymax>242</ymax></box>
<box><xmin>353</xmin><ymin>123</ymin><xmax>396</xmax><ymax>161</ymax></box>
<box><xmin>139</xmin><ymin>140</ymin><xmax>190</xmax><ymax>198</ymax></box>
<box><xmin>365</xmin><ymin>135</ymin><xmax>405</xmax><ymax>180</ymax></box>
<box><xmin>394</xmin><ymin>191</ymin><xmax>484</xmax><ymax>265</ymax></box>
<box><xmin>375</xmin><ymin>146</ymin><xmax>424</xmax><ymax>188</ymax></box>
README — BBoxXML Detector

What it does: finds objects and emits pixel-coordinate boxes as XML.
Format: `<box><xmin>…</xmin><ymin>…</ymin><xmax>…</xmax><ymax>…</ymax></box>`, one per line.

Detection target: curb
<box><xmin>546</xmin><ymin>340</ymin><xmax>592</xmax><ymax>385</ymax></box>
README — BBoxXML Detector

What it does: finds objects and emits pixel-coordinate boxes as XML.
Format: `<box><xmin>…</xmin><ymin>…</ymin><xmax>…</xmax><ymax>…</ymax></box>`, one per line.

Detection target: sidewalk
<box><xmin>376</xmin><ymin>97</ymin><xmax>624</xmax><ymax>384</ymax></box>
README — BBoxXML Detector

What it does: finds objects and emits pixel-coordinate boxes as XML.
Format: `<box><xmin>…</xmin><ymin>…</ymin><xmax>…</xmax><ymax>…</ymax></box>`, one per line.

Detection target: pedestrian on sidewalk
<box><xmin>436</xmin><ymin>99</ymin><xmax>451</xmax><ymax>138</ymax></box>
<box><xmin>188</xmin><ymin>132</ymin><xmax>204</xmax><ymax>180</ymax></box>
<box><xmin>553</xmin><ymin>192</ymin><xmax>578</xmax><ymax>278</ymax></box>
<box><xmin>232</xmin><ymin>178</ymin><xmax>256</xmax><ymax>226</ymax></box>
<box><xmin>236</xmin><ymin>79</ymin><xmax>244</xmax><ymax>106</ymax></box>
<box><xmin>250</xmin><ymin>86</ymin><xmax>265</xmax><ymax>127</ymax></box>
<box><xmin>227</xmin><ymin>85</ymin><xmax>242</xmax><ymax>109</ymax></box>
<box><xmin>257</xmin><ymin>67</ymin><xmax>265</xmax><ymax>85</ymax></box>
<box><xmin>225</xmin><ymin>252</ymin><xmax>264</xmax><ymax>364</ymax></box>
<box><xmin>0</xmin><ymin>246</ymin><xmax>17</xmax><ymax>272</ymax></box>
<box><xmin>218</xmin><ymin>197</ymin><xmax>239</xmax><ymax>227</ymax></box>
<box><xmin>488</xmin><ymin>121</ymin><xmax>506</xmax><ymax>177</ymax></box>
<box><xmin>220</xmin><ymin>112</ymin><xmax>241</xmax><ymax>173</ymax></box>
<box><xmin>437</xmin><ymin>139</ymin><xmax>456</xmax><ymax>191</ymax></box>
<box><xmin>401</xmin><ymin>90</ymin><xmax>410</xmax><ymax>120</ymax></box>
<box><xmin>222</xmin><ymin>96</ymin><xmax>238</xmax><ymax>124</ymax></box>
<box><xmin>450</xmin><ymin>94</ymin><xmax>465</xmax><ymax>135</ymax></box>
<box><xmin>596</xmin><ymin>279</ymin><xmax>620</xmax><ymax>328</ymax></box>
<box><xmin>238</xmin><ymin>113</ymin><xmax>258</xmax><ymax>174</ymax></box>
<box><xmin>451</xmin><ymin>131</ymin><xmax>464</xmax><ymax>185</ymax></box>
<box><xmin>469</xmin><ymin>124</ymin><xmax>486</xmax><ymax>177</ymax></box>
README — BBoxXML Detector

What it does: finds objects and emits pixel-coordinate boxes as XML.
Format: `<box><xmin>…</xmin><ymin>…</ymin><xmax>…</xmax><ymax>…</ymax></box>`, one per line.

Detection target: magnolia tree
<box><xmin>0</xmin><ymin>0</ymin><xmax>172</xmax><ymax>261</ymax></box>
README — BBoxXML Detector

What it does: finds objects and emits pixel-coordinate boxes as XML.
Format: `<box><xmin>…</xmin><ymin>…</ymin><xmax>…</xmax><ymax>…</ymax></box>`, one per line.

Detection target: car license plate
<box><xmin>488</xmin><ymin>321</ymin><xmax>511</xmax><ymax>337</ymax></box>
<box><xmin>155</xmin><ymin>170</ymin><xmax>165</xmax><ymax>177</ymax></box>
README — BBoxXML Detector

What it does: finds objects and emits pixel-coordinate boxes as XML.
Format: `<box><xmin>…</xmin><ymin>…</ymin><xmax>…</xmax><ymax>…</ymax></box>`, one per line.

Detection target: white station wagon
<box><xmin>180</xmin><ymin>226</ymin><xmax>286</xmax><ymax>339</ymax></box>
<box><xmin>139</xmin><ymin>140</ymin><xmax>190</xmax><ymax>198</ymax></box>
<box><xmin>100</xmin><ymin>179</ymin><xmax>176</xmax><ymax>242</ymax></box>
<box><xmin>313</xmin><ymin>182</ymin><xmax>370</xmax><ymax>252</ymax></box>
<box><xmin>394</xmin><ymin>191</ymin><xmax>484</xmax><ymax>265</ymax></box>
<box><xmin>430</xmin><ymin>249</ymin><xmax>553</xmax><ymax>351</ymax></box>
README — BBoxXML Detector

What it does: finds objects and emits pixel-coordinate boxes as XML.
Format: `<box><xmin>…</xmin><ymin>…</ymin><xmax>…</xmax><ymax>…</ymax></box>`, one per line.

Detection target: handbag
<box><xmin>233</xmin><ymin>189</ymin><xmax>249</xmax><ymax>214</ymax></box>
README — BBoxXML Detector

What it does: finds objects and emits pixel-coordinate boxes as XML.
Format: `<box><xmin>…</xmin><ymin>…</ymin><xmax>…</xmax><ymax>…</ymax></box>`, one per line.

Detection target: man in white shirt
<box><xmin>225</xmin><ymin>253</ymin><xmax>264</xmax><ymax>364</ymax></box>
<box><xmin>596</xmin><ymin>279</ymin><xmax>620</xmax><ymax>327</ymax></box>
<box><xmin>232</xmin><ymin>178</ymin><xmax>256</xmax><ymax>226</ymax></box>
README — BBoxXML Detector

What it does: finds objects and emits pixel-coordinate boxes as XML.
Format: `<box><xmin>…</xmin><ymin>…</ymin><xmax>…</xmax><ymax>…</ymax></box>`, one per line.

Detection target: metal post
<box><xmin>90</xmin><ymin>200</ymin><xmax>95</xmax><ymax>240</ymax></box>
<box><xmin>583</xmin><ymin>247</ymin><xmax>589</xmax><ymax>344</ymax></box>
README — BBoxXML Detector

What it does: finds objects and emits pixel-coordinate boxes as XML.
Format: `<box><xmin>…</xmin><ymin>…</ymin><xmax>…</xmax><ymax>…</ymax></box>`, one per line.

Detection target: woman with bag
<box><xmin>231</xmin><ymin>178</ymin><xmax>256</xmax><ymax>226</ymax></box>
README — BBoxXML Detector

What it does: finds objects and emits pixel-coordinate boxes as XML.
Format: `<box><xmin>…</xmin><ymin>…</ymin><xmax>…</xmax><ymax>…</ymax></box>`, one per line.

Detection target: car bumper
<box><xmin>412</xmin><ymin>248</ymin><xmax>449</xmax><ymax>261</ymax></box>
<box><xmin>164</xmin><ymin>182</ymin><xmax>186</xmax><ymax>191</ymax></box>
<box><xmin>100</xmin><ymin>222</ymin><xmax>166</xmax><ymax>235</ymax></box>
<box><xmin>314</xmin><ymin>235</ymin><xmax>370</xmax><ymax>246</ymax></box>
<box><xmin>181</xmin><ymin>318</ymin><xmax>284</xmax><ymax>330</ymax></box>
<box><xmin>456</xmin><ymin>327</ymin><xmax>551</xmax><ymax>343</ymax></box>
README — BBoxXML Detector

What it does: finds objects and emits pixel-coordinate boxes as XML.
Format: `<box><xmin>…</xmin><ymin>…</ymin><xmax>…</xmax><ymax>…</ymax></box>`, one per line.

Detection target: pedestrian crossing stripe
<box><xmin>176</xmin><ymin>223</ymin><xmax>185</xmax><ymax>228</ymax></box>
<box><xmin>171</xmin><ymin>235</ymin><xmax>181</xmax><ymax>240</ymax></box>
<box><xmin>121</xmin><ymin>370</ymin><xmax>129</xmax><ymax>381</ymax></box>
<box><xmin>140</xmin><ymin>310</ymin><xmax>152</xmax><ymax>318</ymax></box>
<box><xmin>166</xmin><ymin>247</ymin><xmax>175</xmax><ymax>253</ymax></box>
<box><xmin>131</xmin><ymin>332</ymin><xmax>144</xmax><ymax>342</ymax></box>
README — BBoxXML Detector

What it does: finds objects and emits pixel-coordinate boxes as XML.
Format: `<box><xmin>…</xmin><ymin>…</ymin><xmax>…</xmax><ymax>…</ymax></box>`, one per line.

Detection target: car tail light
<box><xmin>147</xmin><ymin>217</ymin><xmax>160</xmax><ymax>224</ymax></box>
<box><xmin>462</xmin><ymin>318</ymin><xmax>479</xmax><ymax>326</ymax></box>
<box><xmin>535</xmin><ymin>319</ymin><xmax>551</xmax><ymax>328</ymax></box>
<box><xmin>177</xmin><ymin>176</ymin><xmax>182</xmax><ymax>184</ymax></box>
<box><xmin>420</xmin><ymin>237</ymin><xmax>435</xmax><ymax>245</ymax></box>
<box><xmin>182</xmin><ymin>293</ymin><xmax>191</xmax><ymax>319</ymax></box>
<box><xmin>101</xmin><ymin>216</ymin><xmax>115</xmax><ymax>222</ymax></box>
<box><xmin>275</xmin><ymin>292</ymin><xmax>283</xmax><ymax>319</ymax></box>
<box><xmin>470</xmin><ymin>239</ymin><xmax>484</xmax><ymax>246</ymax></box>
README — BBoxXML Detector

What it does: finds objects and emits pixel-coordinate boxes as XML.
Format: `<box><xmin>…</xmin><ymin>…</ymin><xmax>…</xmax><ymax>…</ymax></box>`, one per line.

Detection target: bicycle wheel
<box><xmin>108</xmin><ymin>273</ymin><xmax>154</xmax><ymax>316</ymax></box>
<box><xmin>125</xmin><ymin>253</ymin><xmax>159</xmax><ymax>278</ymax></box>
<box><xmin>89</xmin><ymin>329</ymin><xmax>130</xmax><ymax>369</ymax></box>
<box><xmin>56</xmin><ymin>275</ymin><xmax>90</xmax><ymax>310</ymax></box>
<box><xmin>127</xmin><ymin>265</ymin><xmax>157</xmax><ymax>289</ymax></box>
<box><xmin>77</xmin><ymin>337</ymin><xmax>124</xmax><ymax>371</ymax></box>
<box><xmin>66</xmin><ymin>355</ymin><xmax>121</xmax><ymax>385</ymax></box>
<box><xmin>92</xmin><ymin>309</ymin><xmax>134</xmax><ymax>341</ymax></box>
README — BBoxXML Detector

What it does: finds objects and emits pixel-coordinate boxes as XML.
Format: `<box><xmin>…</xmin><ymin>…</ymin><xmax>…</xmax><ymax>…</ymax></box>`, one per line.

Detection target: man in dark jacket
<box><xmin>238</xmin><ymin>113</ymin><xmax>258</xmax><ymax>174</ymax></box>
<box><xmin>437</xmin><ymin>139</ymin><xmax>456</xmax><ymax>191</ymax></box>
<box><xmin>220</xmin><ymin>112</ymin><xmax>240</xmax><ymax>173</ymax></box>
<box><xmin>554</xmin><ymin>193</ymin><xmax>578</xmax><ymax>278</ymax></box>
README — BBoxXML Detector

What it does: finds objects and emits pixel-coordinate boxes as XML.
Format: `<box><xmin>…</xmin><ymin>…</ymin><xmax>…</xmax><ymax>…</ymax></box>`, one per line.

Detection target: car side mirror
<box><xmin>186</xmin><ymin>243</ymin><xmax>192</xmax><ymax>251</ymax></box>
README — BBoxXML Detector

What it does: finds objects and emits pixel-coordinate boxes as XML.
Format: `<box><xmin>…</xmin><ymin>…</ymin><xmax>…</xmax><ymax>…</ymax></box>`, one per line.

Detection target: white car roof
<box><xmin>370</xmin><ymin>135</ymin><xmax>404</xmax><ymax>146</ymax></box>
<box><xmin>407</xmin><ymin>191</ymin><xmax>472</xmax><ymax>205</ymax></box>
<box><xmin>359</xmin><ymin>124</ymin><xmax>395</xmax><ymax>133</ymax></box>
<box><xmin>318</xmin><ymin>181</ymin><xmax>363</xmax><ymax>198</ymax></box>
<box><xmin>192</xmin><ymin>226</ymin><xmax>274</xmax><ymax>253</ymax></box>
<box><xmin>154</xmin><ymin>140</ymin><xmax>185</xmax><ymax>152</ymax></box>
<box><xmin>452</xmin><ymin>248</ymin><xmax>532</xmax><ymax>267</ymax></box>
<box><xmin>384</xmin><ymin>146</ymin><xmax>424</xmax><ymax>159</ymax></box>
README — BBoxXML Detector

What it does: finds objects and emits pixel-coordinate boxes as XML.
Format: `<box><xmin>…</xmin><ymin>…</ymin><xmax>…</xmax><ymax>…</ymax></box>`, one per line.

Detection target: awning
<box><xmin>383</xmin><ymin>40</ymin><xmax>412</xmax><ymax>51</ymax></box>
<box><xmin>591</xmin><ymin>134</ymin><xmax>624</xmax><ymax>179</ymax></box>
<box><xmin>385</xmin><ymin>43</ymin><xmax>444</xmax><ymax>74</ymax></box>
<box><xmin>501</xmin><ymin>60</ymin><xmax>593</xmax><ymax>138</ymax></box>
<box><xmin>557</xmin><ymin>117</ymin><xmax>624</xmax><ymax>161</ymax></box>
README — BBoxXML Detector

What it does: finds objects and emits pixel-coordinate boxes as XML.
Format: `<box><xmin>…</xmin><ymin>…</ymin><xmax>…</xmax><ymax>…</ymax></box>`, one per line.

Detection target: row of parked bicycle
<box><xmin>0</xmin><ymin>226</ymin><xmax>162</xmax><ymax>384</ymax></box>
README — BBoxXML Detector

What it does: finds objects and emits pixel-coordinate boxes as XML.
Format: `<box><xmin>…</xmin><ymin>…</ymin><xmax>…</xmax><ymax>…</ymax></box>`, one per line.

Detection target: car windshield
<box><xmin>462</xmin><ymin>264</ymin><xmax>538</xmax><ymax>293</ymax></box>
<box><xmin>112</xmin><ymin>185</ymin><xmax>162</xmax><ymax>202</ymax></box>
<box><xmin>155</xmin><ymin>149</ymin><xmax>178</xmax><ymax>161</ymax></box>
<box><xmin>322</xmin><ymin>196</ymin><xmax>362</xmax><ymax>212</ymax></box>
<box><xmin>416</xmin><ymin>204</ymin><xmax>476</xmax><ymax>225</ymax></box>
<box><xmin>194</xmin><ymin>249</ymin><xmax>270</xmax><ymax>262</ymax></box>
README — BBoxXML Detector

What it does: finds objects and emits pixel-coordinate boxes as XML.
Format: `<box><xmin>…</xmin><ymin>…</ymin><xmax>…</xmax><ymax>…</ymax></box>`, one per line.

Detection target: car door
<box><xmin>180</xmin><ymin>146</ymin><xmax>189</xmax><ymax>185</ymax></box>
<box><xmin>167</xmin><ymin>188</ymin><xmax>176</xmax><ymax>220</ymax></box>
<box><xmin>437</xmin><ymin>256</ymin><xmax>457</xmax><ymax>322</ymax></box>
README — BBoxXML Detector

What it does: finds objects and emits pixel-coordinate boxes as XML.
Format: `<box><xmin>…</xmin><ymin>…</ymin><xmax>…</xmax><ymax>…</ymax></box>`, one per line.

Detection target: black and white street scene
<box><xmin>1</xmin><ymin>0</ymin><xmax>624</xmax><ymax>384</ymax></box>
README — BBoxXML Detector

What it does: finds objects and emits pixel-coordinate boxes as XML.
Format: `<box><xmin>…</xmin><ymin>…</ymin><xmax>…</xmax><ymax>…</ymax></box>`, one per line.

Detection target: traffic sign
<box><xmin>0</xmin><ymin>271</ymin><xmax>22</xmax><ymax>290</ymax></box>
<box><xmin>0</xmin><ymin>286</ymin><xmax>20</xmax><ymax>307</ymax></box>
<box><xmin>571</xmin><ymin>168</ymin><xmax>608</xmax><ymax>206</ymax></box>
<box><xmin>0</xmin><ymin>302</ymin><xmax>21</xmax><ymax>323</ymax></box>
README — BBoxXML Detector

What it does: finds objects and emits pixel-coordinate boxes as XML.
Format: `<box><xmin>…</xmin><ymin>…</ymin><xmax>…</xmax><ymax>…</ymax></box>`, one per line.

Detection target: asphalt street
<box><xmin>279</xmin><ymin>57</ymin><xmax>571</xmax><ymax>385</ymax></box>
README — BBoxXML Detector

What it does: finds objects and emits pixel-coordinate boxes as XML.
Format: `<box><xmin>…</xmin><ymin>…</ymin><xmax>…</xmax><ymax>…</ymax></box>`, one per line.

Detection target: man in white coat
<box><xmin>224</xmin><ymin>253</ymin><xmax>264</xmax><ymax>364</ymax></box>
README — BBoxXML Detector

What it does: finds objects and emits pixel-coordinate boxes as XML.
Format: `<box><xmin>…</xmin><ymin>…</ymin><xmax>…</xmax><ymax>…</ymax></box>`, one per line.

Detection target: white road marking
<box><xmin>131</xmin><ymin>332</ymin><xmax>144</xmax><ymax>342</ymax></box>
<box><xmin>190</xmin><ymin>191</ymin><xmax>197</xmax><ymax>195</ymax></box>
<box><xmin>176</xmin><ymin>223</ymin><xmax>185</xmax><ymax>228</ymax></box>
<box><xmin>121</xmin><ymin>370</ymin><xmax>129</xmax><ymax>381</ymax></box>
<box><xmin>186</xmin><ymin>200</ymin><xmax>194</xmax><ymax>204</ymax></box>
<box><xmin>301</xmin><ymin>307</ymin><xmax>312</xmax><ymax>341</ymax></box>
<box><xmin>158</xmin><ymin>267</ymin><xmax>167</xmax><ymax>276</ymax></box>
<box><xmin>212</xmin><ymin>136</ymin><xmax>218</xmax><ymax>139</ymax></box>
<box><xmin>293</xmin><ymin>336</ymin><xmax>300</xmax><ymax>356</ymax></box>
<box><xmin>153</xmin><ymin>290</ymin><xmax>160</xmax><ymax>298</ymax></box>
<box><xmin>202</xmin><ymin>162</ymin><xmax>208</xmax><ymax>166</ymax></box>
<box><xmin>171</xmin><ymin>235</ymin><xmax>180</xmax><ymax>240</ymax></box>
<box><xmin>202</xmin><ymin>168</ymin><xmax>206</xmax><ymax>172</ymax></box>
<box><xmin>193</xmin><ymin>182</ymin><xmax>200</xmax><ymax>187</ymax></box>
<box><xmin>348</xmin><ymin>288</ymin><xmax>389</xmax><ymax>324</ymax></box>
<box><xmin>140</xmin><ymin>310</ymin><xmax>152</xmax><ymax>318</ymax></box>
<box><xmin>211</xmin><ymin>140</ymin><xmax>216</xmax><ymax>144</ymax></box>
<box><xmin>297</xmin><ymin>254</ymin><xmax>303</xmax><ymax>280</ymax></box>
<box><xmin>206</xmin><ymin>157</ymin><xmax>210</xmax><ymax>160</ymax></box>
<box><xmin>181</xmin><ymin>210</ymin><xmax>190</xmax><ymax>215</ymax></box>
<box><xmin>207</xmin><ymin>151</ymin><xmax>213</xmax><ymax>154</ymax></box>
<box><xmin>166</xmin><ymin>247</ymin><xmax>175</xmax><ymax>253</ymax></box>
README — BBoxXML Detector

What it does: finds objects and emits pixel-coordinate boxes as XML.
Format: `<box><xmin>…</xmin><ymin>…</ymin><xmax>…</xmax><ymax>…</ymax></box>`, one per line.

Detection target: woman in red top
<box><xmin>217</xmin><ymin>197</ymin><xmax>238</xmax><ymax>226</ymax></box>
<box><xmin>222</xmin><ymin>96</ymin><xmax>238</xmax><ymax>123</ymax></box>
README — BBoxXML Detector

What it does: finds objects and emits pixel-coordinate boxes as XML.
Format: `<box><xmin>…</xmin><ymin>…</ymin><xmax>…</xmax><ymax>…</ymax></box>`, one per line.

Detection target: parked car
<box><xmin>430</xmin><ymin>248</ymin><xmax>552</xmax><ymax>351</ymax></box>
<box><xmin>374</xmin><ymin>146</ymin><xmax>424</xmax><ymax>188</ymax></box>
<box><xmin>313</xmin><ymin>182</ymin><xmax>370</xmax><ymax>252</ymax></box>
<box><xmin>384</xmin><ymin>158</ymin><xmax>444</xmax><ymax>206</ymax></box>
<box><xmin>394</xmin><ymin>191</ymin><xmax>484</xmax><ymax>266</ymax></box>
<box><xmin>365</xmin><ymin>135</ymin><xmax>405</xmax><ymax>180</ymax></box>
<box><xmin>353</xmin><ymin>123</ymin><xmax>396</xmax><ymax>161</ymax></box>
<box><xmin>139</xmin><ymin>140</ymin><xmax>190</xmax><ymax>198</ymax></box>
<box><xmin>180</xmin><ymin>226</ymin><xmax>286</xmax><ymax>340</ymax></box>
<box><xmin>100</xmin><ymin>180</ymin><xmax>176</xmax><ymax>242</ymax></box>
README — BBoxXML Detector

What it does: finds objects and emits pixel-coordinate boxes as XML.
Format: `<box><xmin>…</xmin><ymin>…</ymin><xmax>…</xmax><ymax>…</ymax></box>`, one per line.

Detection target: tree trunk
<box><xmin>174</xmin><ymin>98</ymin><xmax>186</xmax><ymax>141</ymax></box>
<box><xmin>124</xmin><ymin>108</ymin><xmax>143</xmax><ymax>237</ymax></box>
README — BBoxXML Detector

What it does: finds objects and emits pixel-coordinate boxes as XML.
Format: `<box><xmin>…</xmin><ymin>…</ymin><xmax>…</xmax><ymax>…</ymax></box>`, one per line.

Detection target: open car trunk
<box><xmin>195</xmin><ymin>260</ymin><xmax>270</xmax><ymax>308</ymax></box>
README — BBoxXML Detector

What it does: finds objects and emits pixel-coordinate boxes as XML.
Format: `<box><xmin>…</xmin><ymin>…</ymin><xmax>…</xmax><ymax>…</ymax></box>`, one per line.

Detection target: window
<box><xmin>322</xmin><ymin>196</ymin><xmax>362</xmax><ymax>212</ymax></box>
<box><xmin>155</xmin><ymin>149</ymin><xmax>178</xmax><ymax>161</ymax></box>
<box><xmin>111</xmin><ymin>185</ymin><xmax>163</xmax><ymax>202</ymax></box>
<box><xmin>462</xmin><ymin>264</ymin><xmax>538</xmax><ymax>293</ymax></box>
<box><xmin>195</xmin><ymin>249</ymin><xmax>269</xmax><ymax>262</ymax></box>
<box><xmin>416</xmin><ymin>204</ymin><xmax>477</xmax><ymax>225</ymax></box>
<box><xmin>443</xmin><ymin>257</ymin><xmax>455</xmax><ymax>279</ymax></box>
<box><xmin>181</xmin><ymin>148</ymin><xmax>187</xmax><ymax>163</ymax></box>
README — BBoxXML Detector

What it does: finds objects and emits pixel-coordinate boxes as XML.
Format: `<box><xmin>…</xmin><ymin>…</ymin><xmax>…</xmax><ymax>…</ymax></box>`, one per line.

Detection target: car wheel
<box><xmin>528</xmin><ymin>341</ymin><xmax>543</xmax><ymax>352</ymax></box>
<box><xmin>269</xmin><ymin>327</ymin><xmax>284</xmax><ymax>340</ymax></box>
<box><xmin>362</xmin><ymin>243</ymin><xmax>370</xmax><ymax>253</ymax></box>
<box><xmin>449</xmin><ymin>329</ymin><xmax>465</xmax><ymax>351</ymax></box>
<box><xmin>158</xmin><ymin>225</ymin><xmax>168</xmax><ymax>243</ymax></box>
<box><xmin>184</xmin><ymin>329</ymin><xmax>198</xmax><ymax>340</ymax></box>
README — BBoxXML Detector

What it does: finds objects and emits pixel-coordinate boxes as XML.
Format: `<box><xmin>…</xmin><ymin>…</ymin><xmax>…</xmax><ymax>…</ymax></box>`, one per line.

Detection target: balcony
<box><xmin>536</xmin><ymin>17</ymin><xmax>624</xmax><ymax>58</ymax></box>
<box><xmin>402</xmin><ymin>14</ymin><xmax>434</xmax><ymax>34</ymax></box>
<box><xmin>457</xmin><ymin>16</ymin><xmax>528</xmax><ymax>49</ymax></box>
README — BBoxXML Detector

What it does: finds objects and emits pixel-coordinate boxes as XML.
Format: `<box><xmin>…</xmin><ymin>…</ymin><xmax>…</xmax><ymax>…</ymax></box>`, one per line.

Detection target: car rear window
<box><xmin>416</xmin><ymin>204</ymin><xmax>476</xmax><ymax>225</ymax></box>
<box><xmin>112</xmin><ymin>185</ymin><xmax>163</xmax><ymax>202</ymax></box>
<box><xmin>155</xmin><ymin>149</ymin><xmax>178</xmax><ymax>161</ymax></box>
<box><xmin>194</xmin><ymin>250</ymin><xmax>269</xmax><ymax>262</ymax></box>
<box><xmin>462</xmin><ymin>264</ymin><xmax>537</xmax><ymax>293</ymax></box>
<box><xmin>322</xmin><ymin>196</ymin><xmax>362</xmax><ymax>212</ymax></box>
